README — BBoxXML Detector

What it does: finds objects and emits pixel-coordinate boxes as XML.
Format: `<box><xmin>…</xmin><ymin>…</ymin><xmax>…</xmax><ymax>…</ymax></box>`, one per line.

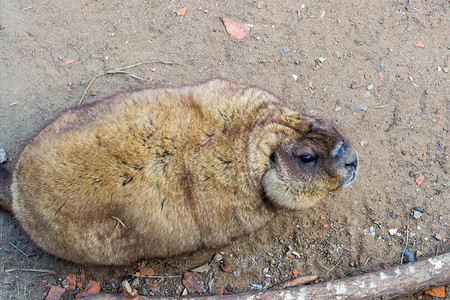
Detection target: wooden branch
<box><xmin>86</xmin><ymin>252</ymin><xmax>449</xmax><ymax>300</ymax></box>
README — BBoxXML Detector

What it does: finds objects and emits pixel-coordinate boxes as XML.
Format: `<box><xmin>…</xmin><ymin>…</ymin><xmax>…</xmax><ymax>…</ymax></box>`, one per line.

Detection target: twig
<box><xmin>370</xmin><ymin>104</ymin><xmax>389</xmax><ymax>109</ymax></box>
<box><xmin>385</xmin><ymin>104</ymin><xmax>399</xmax><ymax>132</ymax></box>
<box><xmin>79</xmin><ymin>59</ymin><xmax>177</xmax><ymax>104</ymax></box>
<box><xmin>326</xmin><ymin>257</ymin><xmax>345</xmax><ymax>275</ymax></box>
<box><xmin>357</xmin><ymin>257</ymin><xmax>371</xmax><ymax>270</ymax></box>
<box><xmin>5</xmin><ymin>268</ymin><xmax>56</xmax><ymax>274</ymax></box>
<box><xmin>132</xmin><ymin>274</ymin><xmax>182</xmax><ymax>278</ymax></box>
<box><xmin>112</xmin><ymin>216</ymin><xmax>129</xmax><ymax>230</ymax></box>
<box><xmin>401</xmin><ymin>216</ymin><xmax>410</xmax><ymax>264</ymax></box>
<box><xmin>9</xmin><ymin>242</ymin><xmax>30</xmax><ymax>257</ymax></box>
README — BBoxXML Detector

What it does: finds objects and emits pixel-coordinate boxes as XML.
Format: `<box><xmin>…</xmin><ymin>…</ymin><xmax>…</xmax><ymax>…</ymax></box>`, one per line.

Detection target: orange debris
<box><xmin>416</xmin><ymin>175</ymin><xmax>425</xmax><ymax>186</ymax></box>
<box><xmin>222</xmin><ymin>18</ymin><xmax>250</xmax><ymax>40</ymax></box>
<box><xmin>176</xmin><ymin>7</ymin><xmax>187</xmax><ymax>16</ymax></box>
<box><xmin>424</xmin><ymin>286</ymin><xmax>445</xmax><ymax>298</ymax></box>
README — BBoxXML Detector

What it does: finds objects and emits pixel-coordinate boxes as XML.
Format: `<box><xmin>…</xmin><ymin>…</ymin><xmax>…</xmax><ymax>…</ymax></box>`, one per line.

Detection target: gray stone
<box><xmin>356</xmin><ymin>104</ymin><xmax>368</xmax><ymax>111</ymax></box>
<box><xmin>0</xmin><ymin>149</ymin><xmax>6</xmax><ymax>163</ymax></box>
<box><xmin>282</xmin><ymin>47</ymin><xmax>291</xmax><ymax>53</ymax></box>
<box><xmin>413</xmin><ymin>210</ymin><xmax>422</xmax><ymax>219</ymax></box>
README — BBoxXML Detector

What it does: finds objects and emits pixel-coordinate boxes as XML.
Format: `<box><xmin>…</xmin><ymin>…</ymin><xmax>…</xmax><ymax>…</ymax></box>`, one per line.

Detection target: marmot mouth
<box><xmin>339</xmin><ymin>171</ymin><xmax>357</xmax><ymax>187</ymax></box>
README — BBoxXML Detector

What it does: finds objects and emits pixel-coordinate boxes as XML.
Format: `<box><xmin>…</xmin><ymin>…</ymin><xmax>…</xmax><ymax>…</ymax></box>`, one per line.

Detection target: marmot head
<box><xmin>258</xmin><ymin>110</ymin><xmax>358</xmax><ymax>209</ymax></box>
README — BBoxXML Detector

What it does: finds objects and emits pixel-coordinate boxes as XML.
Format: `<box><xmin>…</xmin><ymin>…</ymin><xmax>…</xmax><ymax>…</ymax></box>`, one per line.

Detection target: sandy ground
<box><xmin>0</xmin><ymin>0</ymin><xmax>448</xmax><ymax>299</ymax></box>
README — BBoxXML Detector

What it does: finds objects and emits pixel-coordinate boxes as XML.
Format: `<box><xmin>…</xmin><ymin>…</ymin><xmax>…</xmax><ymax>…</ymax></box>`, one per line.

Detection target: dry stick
<box><xmin>5</xmin><ymin>268</ymin><xmax>56</xmax><ymax>274</ymax></box>
<box><xmin>401</xmin><ymin>216</ymin><xmax>411</xmax><ymax>264</ymax></box>
<box><xmin>132</xmin><ymin>275</ymin><xmax>182</xmax><ymax>279</ymax></box>
<box><xmin>326</xmin><ymin>257</ymin><xmax>344</xmax><ymax>275</ymax></box>
<box><xmin>9</xmin><ymin>242</ymin><xmax>30</xmax><ymax>257</ymax></box>
<box><xmin>78</xmin><ymin>59</ymin><xmax>177</xmax><ymax>104</ymax></box>
<box><xmin>386</xmin><ymin>104</ymin><xmax>399</xmax><ymax>132</ymax></box>
<box><xmin>88</xmin><ymin>253</ymin><xmax>450</xmax><ymax>300</ymax></box>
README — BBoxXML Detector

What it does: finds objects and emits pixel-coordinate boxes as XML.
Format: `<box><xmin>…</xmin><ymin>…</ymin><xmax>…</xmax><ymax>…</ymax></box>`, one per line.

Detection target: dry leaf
<box><xmin>182</xmin><ymin>272</ymin><xmax>205</xmax><ymax>294</ymax></box>
<box><xmin>222</xmin><ymin>18</ymin><xmax>250</xmax><ymax>40</ymax></box>
<box><xmin>138</xmin><ymin>266</ymin><xmax>155</xmax><ymax>277</ymax></box>
<box><xmin>45</xmin><ymin>286</ymin><xmax>65</xmax><ymax>300</ymax></box>
<box><xmin>424</xmin><ymin>286</ymin><xmax>445</xmax><ymax>298</ymax></box>
<box><xmin>191</xmin><ymin>263</ymin><xmax>210</xmax><ymax>273</ymax></box>
<box><xmin>76</xmin><ymin>280</ymin><xmax>101</xmax><ymax>298</ymax></box>
<box><xmin>65</xmin><ymin>274</ymin><xmax>76</xmax><ymax>290</ymax></box>
<box><xmin>80</xmin><ymin>268</ymin><xmax>86</xmax><ymax>281</ymax></box>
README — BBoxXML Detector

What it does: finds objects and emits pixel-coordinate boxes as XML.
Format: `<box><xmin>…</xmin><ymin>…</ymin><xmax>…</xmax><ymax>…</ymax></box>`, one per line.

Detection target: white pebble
<box><xmin>388</xmin><ymin>228</ymin><xmax>398</xmax><ymax>235</ymax></box>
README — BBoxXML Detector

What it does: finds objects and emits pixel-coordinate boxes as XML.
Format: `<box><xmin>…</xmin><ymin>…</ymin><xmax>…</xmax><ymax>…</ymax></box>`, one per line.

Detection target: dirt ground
<box><xmin>0</xmin><ymin>0</ymin><xmax>448</xmax><ymax>299</ymax></box>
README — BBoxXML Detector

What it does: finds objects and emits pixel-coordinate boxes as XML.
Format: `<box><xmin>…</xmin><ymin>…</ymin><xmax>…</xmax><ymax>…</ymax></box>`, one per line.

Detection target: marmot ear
<box><xmin>279</xmin><ymin>107</ymin><xmax>312</xmax><ymax>133</ymax></box>
<box><xmin>259</xmin><ymin>133</ymin><xmax>279</xmax><ymax>158</ymax></box>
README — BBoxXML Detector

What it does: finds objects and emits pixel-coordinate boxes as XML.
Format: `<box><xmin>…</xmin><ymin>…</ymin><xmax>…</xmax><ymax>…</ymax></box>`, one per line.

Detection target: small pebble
<box><xmin>234</xmin><ymin>268</ymin><xmax>241</xmax><ymax>277</ymax></box>
<box><xmin>80</xmin><ymin>80</ymin><xmax>86</xmax><ymax>86</ymax></box>
<box><xmin>61</xmin><ymin>279</ymin><xmax>70</xmax><ymax>288</ymax></box>
<box><xmin>438</xmin><ymin>141</ymin><xmax>446</xmax><ymax>149</ymax></box>
<box><xmin>356</xmin><ymin>104</ymin><xmax>368</xmax><ymax>111</ymax></box>
<box><xmin>443</xmin><ymin>68</ymin><xmax>449</xmax><ymax>73</ymax></box>
<box><xmin>251</xmin><ymin>284</ymin><xmax>263</xmax><ymax>290</ymax></box>
<box><xmin>292</xmin><ymin>74</ymin><xmax>298</xmax><ymax>81</ymax></box>
<box><xmin>389</xmin><ymin>212</ymin><xmax>394</xmax><ymax>218</ymax></box>
<box><xmin>131</xmin><ymin>278</ymin><xmax>140</xmax><ymax>286</ymax></box>
<box><xmin>435</xmin><ymin>234</ymin><xmax>443</xmax><ymax>241</ymax></box>
<box><xmin>369</xmin><ymin>226</ymin><xmax>376</xmax><ymax>237</ymax></box>
<box><xmin>388</xmin><ymin>228</ymin><xmax>398</xmax><ymax>235</ymax></box>
<box><xmin>424</xmin><ymin>88</ymin><xmax>430</xmax><ymax>95</ymax></box>
<box><xmin>0</xmin><ymin>149</ymin><xmax>6</xmax><ymax>163</ymax></box>
<box><xmin>412</xmin><ymin>210</ymin><xmax>422</xmax><ymax>220</ymax></box>
<box><xmin>437</xmin><ymin>66</ymin><xmax>442</xmax><ymax>72</ymax></box>
<box><xmin>282</xmin><ymin>47</ymin><xmax>291</xmax><ymax>53</ymax></box>
<box><xmin>366</xmin><ymin>83</ymin><xmax>374</xmax><ymax>91</ymax></box>
<box><xmin>263</xmin><ymin>268</ymin><xmax>269</xmax><ymax>273</ymax></box>
<box><xmin>380</xmin><ymin>61</ymin><xmax>384</xmax><ymax>69</ymax></box>
<box><xmin>403</xmin><ymin>249</ymin><xmax>415</xmax><ymax>263</ymax></box>
<box><xmin>414</xmin><ymin>205</ymin><xmax>426</xmax><ymax>213</ymax></box>
<box><xmin>351</xmin><ymin>82</ymin><xmax>365</xmax><ymax>89</ymax></box>
<box><xmin>318</xmin><ymin>57</ymin><xmax>327</xmax><ymax>63</ymax></box>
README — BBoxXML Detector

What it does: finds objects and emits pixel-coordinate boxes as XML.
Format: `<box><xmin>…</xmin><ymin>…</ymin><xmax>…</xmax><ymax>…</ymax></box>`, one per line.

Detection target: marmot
<box><xmin>0</xmin><ymin>79</ymin><xmax>358</xmax><ymax>265</ymax></box>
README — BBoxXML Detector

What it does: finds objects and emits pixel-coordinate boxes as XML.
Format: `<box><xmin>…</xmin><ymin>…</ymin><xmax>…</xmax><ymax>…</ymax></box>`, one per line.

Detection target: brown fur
<box><xmin>4</xmin><ymin>79</ymin><xmax>358</xmax><ymax>265</ymax></box>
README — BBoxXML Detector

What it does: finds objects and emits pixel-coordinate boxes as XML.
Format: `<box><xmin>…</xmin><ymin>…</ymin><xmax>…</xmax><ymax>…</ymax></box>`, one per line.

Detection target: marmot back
<box><xmin>3</xmin><ymin>79</ymin><xmax>358</xmax><ymax>265</ymax></box>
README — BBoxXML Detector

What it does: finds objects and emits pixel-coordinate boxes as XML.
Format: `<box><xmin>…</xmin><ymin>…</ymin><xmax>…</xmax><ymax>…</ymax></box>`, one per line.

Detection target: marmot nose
<box><xmin>332</xmin><ymin>142</ymin><xmax>359</xmax><ymax>186</ymax></box>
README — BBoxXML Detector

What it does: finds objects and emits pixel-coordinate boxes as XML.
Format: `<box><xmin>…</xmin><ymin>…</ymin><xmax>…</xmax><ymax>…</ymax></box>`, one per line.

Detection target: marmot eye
<box><xmin>298</xmin><ymin>154</ymin><xmax>316</xmax><ymax>165</ymax></box>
